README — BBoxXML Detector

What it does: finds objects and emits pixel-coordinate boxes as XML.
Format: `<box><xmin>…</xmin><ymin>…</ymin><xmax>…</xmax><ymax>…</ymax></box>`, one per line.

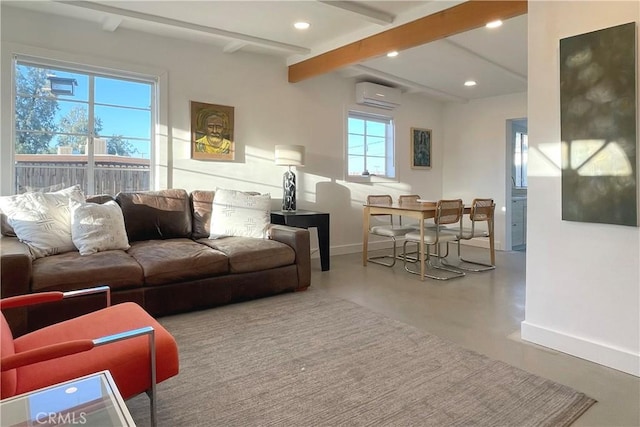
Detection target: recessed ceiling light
<box><xmin>486</xmin><ymin>20</ymin><xmax>503</xmax><ymax>29</ymax></box>
<box><xmin>294</xmin><ymin>22</ymin><xmax>310</xmax><ymax>30</ymax></box>
<box><xmin>464</xmin><ymin>80</ymin><xmax>477</xmax><ymax>87</ymax></box>
<box><xmin>386</xmin><ymin>51</ymin><xmax>399</xmax><ymax>58</ymax></box>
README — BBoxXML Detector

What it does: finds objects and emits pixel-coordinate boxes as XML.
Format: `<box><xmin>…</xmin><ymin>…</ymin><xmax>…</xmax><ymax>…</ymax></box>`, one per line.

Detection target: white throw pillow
<box><xmin>0</xmin><ymin>185</ymin><xmax>85</xmax><ymax>258</ymax></box>
<box><xmin>70</xmin><ymin>200</ymin><xmax>130</xmax><ymax>255</ymax></box>
<box><xmin>209</xmin><ymin>189</ymin><xmax>271</xmax><ymax>239</ymax></box>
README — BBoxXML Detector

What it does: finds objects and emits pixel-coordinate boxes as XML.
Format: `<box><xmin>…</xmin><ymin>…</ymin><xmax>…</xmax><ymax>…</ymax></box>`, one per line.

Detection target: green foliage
<box><xmin>107</xmin><ymin>135</ymin><xmax>137</xmax><ymax>157</ymax></box>
<box><xmin>57</xmin><ymin>107</ymin><xmax>103</xmax><ymax>152</ymax></box>
<box><xmin>15</xmin><ymin>66</ymin><xmax>58</xmax><ymax>154</ymax></box>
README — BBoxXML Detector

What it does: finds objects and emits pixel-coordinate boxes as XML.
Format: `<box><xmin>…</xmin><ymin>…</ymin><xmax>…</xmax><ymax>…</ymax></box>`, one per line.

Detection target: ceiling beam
<box><xmin>223</xmin><ymin>41</ymin><xmax>247</xmax><ymax>54</ymax></box>
<box><xmin>57</xmin><ymin>0</ymin><xmax>310</xmax><ymax>55</ymax></box>
<box><xmin>288</xmin><ymin>0</ymin><xmax>527</xmax><ymax>83</ymax></box>
<box><xmin>101</xmin><ymin>16</ymin><xmax>122</xmax><ymax>32</ymax></box>
<box><xmin>443</xmin><ymin>39</ymin><xmax>527</xmax><ymax>83</ymax></box>
<box><xmin>317</xmin><ymin>1</ymin><xmax>394</xmax><ymax>26</ymax></box>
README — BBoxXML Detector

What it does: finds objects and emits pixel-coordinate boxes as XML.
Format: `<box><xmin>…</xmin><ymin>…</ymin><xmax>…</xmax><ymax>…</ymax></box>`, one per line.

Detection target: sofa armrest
<box><xmin>1</xmin><ymin>237</ymin><xmax>32</xmax><ymax>298</ymax></box>
<box><xmin>269</xmin><ymin>224</ymin><xmax>311</xmax><ymax>289</ymax></box>
<box><xmin>1</xmin><ymin>237</ymin><xmax>33</xmax><ymax>336</ymax></box>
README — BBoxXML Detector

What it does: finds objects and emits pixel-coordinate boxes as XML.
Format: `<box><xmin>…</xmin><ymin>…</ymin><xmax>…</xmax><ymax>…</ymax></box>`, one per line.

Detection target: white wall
<box><xmin>442</xmin><ymin>92</ymin><xmax>527</xmax><ymax>250</ymax></box>
<box><xmin>523</xmin><ymin>1</ymin><xmax>640</xmax><ymax>376</ymax></box>
<box><xmin>0</xmin><ymin>5</ymin><xmax>445</xmax><ymax>255</ymax></box>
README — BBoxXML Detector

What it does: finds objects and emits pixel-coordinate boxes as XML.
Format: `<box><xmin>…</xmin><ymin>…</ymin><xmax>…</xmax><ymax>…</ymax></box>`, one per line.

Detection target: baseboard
<box><xmin>521</xmin><ymin>321</ymin><xmax>640</xmax><ymax>377</ymax></box>
<box><xmin>331</xmin><ymin>241</ymin><xmax>395</xmax><ymax>257</ymax></box>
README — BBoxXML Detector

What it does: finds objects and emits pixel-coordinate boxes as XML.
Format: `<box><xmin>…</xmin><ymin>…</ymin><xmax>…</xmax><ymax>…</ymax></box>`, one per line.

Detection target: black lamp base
<box><xmin>282</xmin><ymin>169</ymin><xmax>296</xmax><ymax>211</ymax></box>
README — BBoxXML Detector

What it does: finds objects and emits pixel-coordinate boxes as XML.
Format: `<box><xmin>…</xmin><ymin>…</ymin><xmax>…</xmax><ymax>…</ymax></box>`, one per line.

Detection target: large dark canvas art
<box><xmin>560</xmin><ymin>22</ymin><xmax>637</xmax><ymax>226</ymax></box>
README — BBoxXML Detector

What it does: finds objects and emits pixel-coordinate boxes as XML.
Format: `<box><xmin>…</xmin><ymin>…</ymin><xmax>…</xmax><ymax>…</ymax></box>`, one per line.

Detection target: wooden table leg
<box><xmin>363</xmin><ymin>206</ymin><xmax>370</xmax><ymax>266</ymax></box>
<box><xmin>489</xmin><ymin>216</ymin><xmax>496</xmax><ymax>265</ymax></box>
<box><xmin>419</xmin><ymin>217</ymin><xmax>425</xmax><ymax>280</ymax></box>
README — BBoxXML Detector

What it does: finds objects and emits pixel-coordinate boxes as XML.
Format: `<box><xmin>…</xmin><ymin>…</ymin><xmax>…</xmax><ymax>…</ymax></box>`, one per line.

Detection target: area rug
<box><xmin>127</xmin><ymin>289</ymin><xmax>595</xmax><ymax>426</ymax></box>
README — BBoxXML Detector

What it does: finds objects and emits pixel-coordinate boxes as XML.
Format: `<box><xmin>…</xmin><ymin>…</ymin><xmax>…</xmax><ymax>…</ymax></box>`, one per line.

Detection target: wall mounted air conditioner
<box><xmin>355</xmin><ymin>82</ymin><xmax>401</xmax><ymax>110</ymax></box>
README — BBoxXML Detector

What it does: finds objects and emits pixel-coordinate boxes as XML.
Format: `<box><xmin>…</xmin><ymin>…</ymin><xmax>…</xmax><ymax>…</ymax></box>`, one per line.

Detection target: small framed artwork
<box><xmin>191</xmin><ymin>101</ymin><xmax>235</xmax><ymax>161</ymax></box>
<box><xmin>411</xmin><ymin>127</ymin><xmax>431</xmax><ymax>169</ymax></box>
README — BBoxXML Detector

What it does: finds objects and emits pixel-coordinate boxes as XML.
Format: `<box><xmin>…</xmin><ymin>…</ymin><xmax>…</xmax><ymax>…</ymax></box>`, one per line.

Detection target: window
<box><xmin>513</xmin><ymin>131</ymin><xmax>528</xmax><ymax>188</ymax></box>
<box><xmin>346</xmin><ymin>111</ymin><xmax>396</xmax><ymax>179</ymax></box>
<box><xmin>13</xmin><ymin>58</ymin><xmax>155</xmax><ymax>195</ymax></box>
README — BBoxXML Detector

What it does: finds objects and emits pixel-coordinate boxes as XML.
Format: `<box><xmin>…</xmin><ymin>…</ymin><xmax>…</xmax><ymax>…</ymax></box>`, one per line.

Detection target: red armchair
<box><xmin>1</xmin><ymin>286</ymin><xmax>179</xmax><ymax>426</ymax></box>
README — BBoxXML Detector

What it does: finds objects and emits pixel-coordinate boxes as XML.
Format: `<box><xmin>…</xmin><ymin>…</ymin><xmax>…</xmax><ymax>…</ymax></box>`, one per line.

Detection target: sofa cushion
<box><xmin>210</xmin><ymin>189</ymin><xmax>271</xmax><ymax>239</ymax></box>
<box><xmin>116</xmin><ymin>189</ymin><xmax>192</xmax><ymax>242</ymax></box>
<box><xmin>1</xmin><ymin>193</ymin><xmax>112</xmax><ymax>239</ymax></box>
<box><xmin>70</xmin><ymin>200</ymin><xmax>130</xmax><ymax>255</ymax></box>
<box><xmin>197</xmin><ymin>236</ymin><xmax>295</xmax><ymax>274</ymax></box>
<box><xmin>0</xmin><ymin>186</ymin><xmax>85</xmax><ymax>259</ymax></box>
<box><xmin>190</xmin><ymin>190</ymin><xmax>215</xmax><ymax>239</ymax></box>
<box><xmin>31</xmin><ymin>250</ymin><xmax>144</xmax><ymax>292</ymax></box>
<box><xmin>127</xmin><ymin>239</ymin><xmax>229</xmax><ymax>286</ymax></box>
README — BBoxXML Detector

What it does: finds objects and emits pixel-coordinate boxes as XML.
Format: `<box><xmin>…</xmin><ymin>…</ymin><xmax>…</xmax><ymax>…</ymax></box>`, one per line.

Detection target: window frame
<box><xmin>345</xmin><ymin>108</ymin><xmax>397</xmax><ymax>183</ymax></box>
<box><xmin>8</xmin><ymin>52</ymin><xmax>164</xmax><ymax>195</ymax></box>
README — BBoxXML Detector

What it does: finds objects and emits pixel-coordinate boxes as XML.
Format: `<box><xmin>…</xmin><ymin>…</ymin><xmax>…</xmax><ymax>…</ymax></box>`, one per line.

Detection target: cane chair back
<box><xmin>398</xmin><ymin>194</ymin><xmax>443</xmax><ymax>230</ymax></box>
<box><xmin>367</xmin><ymin>195</ymin><xmax>394</xmax><ymax>225</ymax></box>
<box><xmin>397</xmin><ymin>195</ymin><xmax>420</xmax><ymax>226</ymax></box>
<box><xmin>446</xmin><ymin>198</ymin><xmax>496</xmax><ymax>272</ymax></box>
<box><xmin>398</xmin><ymin>194</ymin><xmax>420</xmax><ymax>205</ymax></box>
<box><xmin>434</xmin><ymin>199</ymin><xmax>464</xmax><ymax>226</ymax></box>
<box><xmin>469</xmin><ymin>198</ymin><xmax>493</xmax><ymax>225</ymax></box>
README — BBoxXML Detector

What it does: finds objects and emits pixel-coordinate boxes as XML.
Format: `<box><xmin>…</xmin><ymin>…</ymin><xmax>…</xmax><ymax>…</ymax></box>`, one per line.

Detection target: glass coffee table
<box><xmin>0</xmin><ymin>370</ymin><xmax>135</xmax><ymax>426</ymax></box>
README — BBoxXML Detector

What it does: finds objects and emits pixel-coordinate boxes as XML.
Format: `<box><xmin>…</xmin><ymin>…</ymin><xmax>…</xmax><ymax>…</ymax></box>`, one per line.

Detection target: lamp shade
<box><xmin>275</xmin><ymin>145</ymin><xmax>305</xmax><ymax>166</ymax></box>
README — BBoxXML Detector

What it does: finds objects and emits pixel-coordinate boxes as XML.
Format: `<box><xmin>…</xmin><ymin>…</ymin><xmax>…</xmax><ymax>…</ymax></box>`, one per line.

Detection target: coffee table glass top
<box><xmin>0</xmin><ymin>370</ymin><xmax>135</xmax><ymax>426</ymax></box>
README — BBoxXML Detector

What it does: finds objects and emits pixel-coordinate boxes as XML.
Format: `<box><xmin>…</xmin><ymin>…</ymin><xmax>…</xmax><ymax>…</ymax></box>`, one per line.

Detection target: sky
<box><xmin>24</xmin><ymin>64</ymin><xmax>153</xmax><ymax>158</ymax></box>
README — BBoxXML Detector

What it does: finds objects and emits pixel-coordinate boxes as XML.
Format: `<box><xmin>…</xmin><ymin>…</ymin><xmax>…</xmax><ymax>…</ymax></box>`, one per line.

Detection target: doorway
<box><xmin>506</xmin><ymin>118</ymin><xmax>528</xmax><ymax>252</ymax></box>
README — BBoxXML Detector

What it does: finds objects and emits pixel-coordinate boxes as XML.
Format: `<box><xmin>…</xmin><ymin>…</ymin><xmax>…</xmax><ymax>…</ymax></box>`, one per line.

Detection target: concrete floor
<box><xmin>310</xmin><ymin>247</ymin><xmax>640</xmax><ymax>427</ymax></box>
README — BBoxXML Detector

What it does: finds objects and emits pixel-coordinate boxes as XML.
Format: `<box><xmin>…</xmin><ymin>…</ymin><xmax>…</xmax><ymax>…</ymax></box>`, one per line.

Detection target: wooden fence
<box><xmin>15</xmin><ymin>154</ymin><xmax>150</xmax><ymax>196</ymax></box>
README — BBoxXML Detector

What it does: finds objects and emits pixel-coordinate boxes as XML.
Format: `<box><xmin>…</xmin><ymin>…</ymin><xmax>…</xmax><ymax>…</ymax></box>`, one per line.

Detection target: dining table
<box><xmin>362</xmin><ymin>200</ymin><xmax>495</xmax><ymax>281</ymax></box>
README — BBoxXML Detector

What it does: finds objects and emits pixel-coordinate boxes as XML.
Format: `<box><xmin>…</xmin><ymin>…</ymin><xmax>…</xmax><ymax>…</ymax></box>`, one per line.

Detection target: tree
<box><xmin>15</xmin><ymin>66</ymin><xmax>59</xmax><ymax>154</ymax></box>
<box><xmin>107</xmin><ymin>135</ymin><xmax>137</xmax><ymax>157</ymax></box>
<box><xmin>57</xmin><ymin>107</ymin><xmax>103</xmax><ymax>153</ymax></box>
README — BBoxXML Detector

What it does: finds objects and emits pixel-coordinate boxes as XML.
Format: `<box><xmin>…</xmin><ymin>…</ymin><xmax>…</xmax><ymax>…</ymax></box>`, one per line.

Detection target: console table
<box><xmin>271</xmin><ymin>210</ymin><xmax>330</xmax><ymax>271</ymax></box>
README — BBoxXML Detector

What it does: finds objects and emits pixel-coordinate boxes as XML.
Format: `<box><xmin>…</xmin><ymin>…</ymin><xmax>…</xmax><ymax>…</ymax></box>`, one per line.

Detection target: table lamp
<box><xmin>275</xmin><ymin>144</ymin><xmax>305</xmax><ymax>211</ymax></box>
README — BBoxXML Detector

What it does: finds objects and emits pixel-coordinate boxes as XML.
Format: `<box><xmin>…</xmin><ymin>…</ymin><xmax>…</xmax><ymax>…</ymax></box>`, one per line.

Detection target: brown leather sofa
<box><xmin>1</xmin><ymin>189</ymin><xmax>311</xmax><ymax>336</ymax></box>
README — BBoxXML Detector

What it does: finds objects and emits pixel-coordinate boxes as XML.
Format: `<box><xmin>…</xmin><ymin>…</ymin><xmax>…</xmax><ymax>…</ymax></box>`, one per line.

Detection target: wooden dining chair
<box><xmin>402</xmin><ymin>199</ymin><xmax>465</xmax><ymax>280</ymax></box>
<box><xmin>444</xmin><ymin>198</ymin><xmax>496</xmax><ymax>271</ymax></box>
<box><xmin>366</xmin><ymin>195</ymin><xmax>414</xmax><ymax>267</ymax></box>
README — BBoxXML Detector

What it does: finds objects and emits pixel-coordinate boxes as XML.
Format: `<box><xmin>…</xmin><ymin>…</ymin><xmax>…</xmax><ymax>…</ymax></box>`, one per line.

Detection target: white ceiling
<box><xmin>6</xmin><ymin>1</ymin><xmax>528</xmax><ymax>103</ymax></box>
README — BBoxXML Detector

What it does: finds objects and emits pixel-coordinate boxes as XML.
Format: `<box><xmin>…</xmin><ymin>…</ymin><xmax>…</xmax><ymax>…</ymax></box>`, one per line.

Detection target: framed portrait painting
<box><xmin>191</xmin><ymin>101</ymin><xmax>235</xmax><ymax>161</ymax></box>
<box><xmin>411</xmin><ymin>127</ymin><xmax>431</xmax><ymax>169</ymax></box>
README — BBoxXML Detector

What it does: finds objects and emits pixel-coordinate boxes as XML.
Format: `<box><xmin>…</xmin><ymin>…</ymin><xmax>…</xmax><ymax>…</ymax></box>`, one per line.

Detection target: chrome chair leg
<box><xmin>402</xmin><ymin>240</ymin><xmax>465</xmax><ymax>280</ymax></box>
<box><xmin>368</xmin><ymin>237</ymin><xmax>399</xmax><ymax>267</ymax></box>
<box><xmin>443</xmin><ymin>241</ymin><xmax>495</xmax><ymax>272</ymax></box>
